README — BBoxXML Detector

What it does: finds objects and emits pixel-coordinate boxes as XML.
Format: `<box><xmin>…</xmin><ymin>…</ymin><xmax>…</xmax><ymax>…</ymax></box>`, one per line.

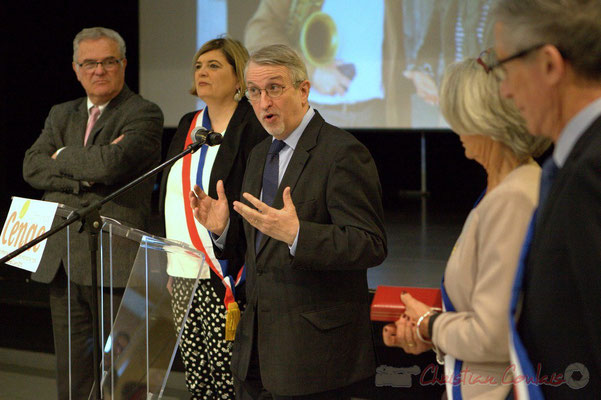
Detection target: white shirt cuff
<box><xmin>288</xmin><ymin>225</ymin><xmax>300</xmax><ymax>256</ymax></box>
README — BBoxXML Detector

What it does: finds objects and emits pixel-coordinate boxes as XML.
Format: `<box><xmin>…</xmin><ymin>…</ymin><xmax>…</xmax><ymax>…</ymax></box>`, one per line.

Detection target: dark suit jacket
<box><xmin>518</xmin><ymin>114</ymin><xmax>601</xmax><ymax>398</ymax></box>
<box><xmin>23</xmin><ymin>85</ymin><xmax>164</xmax><ymax>287</ymax></box>
<box><xmin>157</xmin><ymin>98</ymin><xmax>268</xmax><ymax>302</ymax></box>
<box><xmin>219</xmin><ymin>111</ymin><xmax>387</xmax><ymax>396</ymax></box>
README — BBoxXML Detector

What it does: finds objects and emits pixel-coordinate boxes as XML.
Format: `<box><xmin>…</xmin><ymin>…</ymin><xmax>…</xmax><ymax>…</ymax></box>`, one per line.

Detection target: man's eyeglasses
<box><xmin>76</xmin><ymin>58</ymin><xmax>123</xmax><ymax>72</ymax></box>
<box><xmin>478</xmin><ymin>43</ymin><xmax>546</xmax><ymax>81</ymax></box>
<box><xmin>245</xmin><ymin>84</ymin><xmax>293</xmax><ymax>101</ymax></box>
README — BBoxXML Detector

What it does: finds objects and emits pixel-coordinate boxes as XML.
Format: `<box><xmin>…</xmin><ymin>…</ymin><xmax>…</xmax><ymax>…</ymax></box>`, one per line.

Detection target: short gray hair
<box><xmin>439</xmin><ymin>51</ymin><xmax>551</xmax><ymax>161</ymax></box>
<box><xmin>245</xmin><ymin>44</ymin><xmax>308</xmax><ymax>86</ymax></box>
<box><xmin>494</xmin><ymin>0</ymin><xmax>601</xmax><ymax>81</ymax></box>
<box><xmin>73</xmin><ymin>27</ymin><xmax>126</xmax><ymax>62</ymax></box>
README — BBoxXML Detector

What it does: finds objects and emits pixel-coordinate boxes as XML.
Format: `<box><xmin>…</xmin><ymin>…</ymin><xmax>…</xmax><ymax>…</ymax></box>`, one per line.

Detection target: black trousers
<box><xmin>235</xmin><ymin>372</ymin><xmax>373</xmax><ymax>400</ymax></box>
<box><xmin>49</xmin><ymin>267</ymin><xmax>124</xmax><ymax>400</ymax></box>
<box><xmin>234</xmin><ymin>319</ymin><xmax>372</xmax><ymax>400</ymax></box>
<box><xmin>235</xmin><ymin>377</ymin><xmax>362</xmax><ymax>400</ymax></box>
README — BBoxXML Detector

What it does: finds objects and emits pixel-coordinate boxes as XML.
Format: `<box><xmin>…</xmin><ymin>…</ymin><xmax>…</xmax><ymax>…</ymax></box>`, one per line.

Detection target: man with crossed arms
<box><xmin>23</xmin><ymin>27</ymin><xmax>163</xmax><ymax>399</ymax></box>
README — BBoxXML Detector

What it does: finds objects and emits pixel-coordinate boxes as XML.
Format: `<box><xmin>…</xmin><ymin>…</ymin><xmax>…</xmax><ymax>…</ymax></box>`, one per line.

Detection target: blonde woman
<box><xmin>383</xmin><ymin>50</ymin><xmax>550</xmax><ymax>399</ymax></box>
<box><xmin>158</xmin><ymin>38</ymin><xmax>267</xmax><ymax>399</ymax></box>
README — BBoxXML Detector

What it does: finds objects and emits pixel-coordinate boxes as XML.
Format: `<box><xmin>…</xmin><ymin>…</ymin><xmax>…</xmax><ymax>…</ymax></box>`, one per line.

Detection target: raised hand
<box><xmin>233</xmin><ymin>186</ymin><xmax>299</xmax><ymax>246</ymax></box>
<box><xmin>189</xmin><ymin>180</ymin><xmax>229</xmax><ymax>236</ymax></box>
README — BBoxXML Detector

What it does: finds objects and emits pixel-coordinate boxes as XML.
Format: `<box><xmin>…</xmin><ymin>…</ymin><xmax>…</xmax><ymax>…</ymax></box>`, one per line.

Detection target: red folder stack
<box><xmin>370</xmin><ymin>285</ymin><xmax>442</xmax><ymax>322</ymax></box>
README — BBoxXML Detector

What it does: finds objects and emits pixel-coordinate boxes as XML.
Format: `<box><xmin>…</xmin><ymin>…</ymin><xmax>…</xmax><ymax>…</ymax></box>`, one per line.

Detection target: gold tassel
<box><xmin>225</xmin><ymin>302</ymin><xmax>241</xmax><ymax>341</ymax></box>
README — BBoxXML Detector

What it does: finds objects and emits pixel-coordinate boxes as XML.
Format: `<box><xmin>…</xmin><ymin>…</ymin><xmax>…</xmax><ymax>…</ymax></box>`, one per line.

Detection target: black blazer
<box><xmin>220</xmin><ymin>111</ymin><xmax>387</xmax><ymax>396</ymax></box>
<box><xmin>518</xmin><ymin>114</ymin><xmax>601</xmax><ymax>398</ymax></box>
<box><xmin>158</xmin><ymin>98</ymin><xmax>267</xmax><ymax>302</ymax></box>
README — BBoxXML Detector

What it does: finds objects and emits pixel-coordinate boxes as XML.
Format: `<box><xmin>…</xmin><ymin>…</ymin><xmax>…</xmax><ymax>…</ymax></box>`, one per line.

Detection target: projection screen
<box><xmin>140</xmin><ymin>0</ymin><xmax>496</xmax><ymax>129</ymax></box>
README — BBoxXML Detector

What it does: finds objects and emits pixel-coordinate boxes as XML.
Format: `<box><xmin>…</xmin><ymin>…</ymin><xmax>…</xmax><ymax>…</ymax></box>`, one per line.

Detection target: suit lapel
<box><xmin>73</xmin><ymin>99</ymin><xmax>89</xmax><ymax>145</ymax></box>
<box><xmin>248</xmin><ymin>138</ymin><xmax>272</xmax><ymax>256</ymax></box>
<box><xmin>535</xmin><ymin>114</ymin><xmax>601</xmax><ymax>235</ymax></box>
<box><xmin>85</xmin><ymin>85</ymin><xmax>132</xmax><ymax>145</ymax></box>
<box><xmin>255</xmin><ymin>112</ymin><xmax>323</xmax><ymax>254</ymax></box>
<box><xmin>271</xmin><ymin>112</ymin><xmax>322</xmax><ymax>209</ymax></box>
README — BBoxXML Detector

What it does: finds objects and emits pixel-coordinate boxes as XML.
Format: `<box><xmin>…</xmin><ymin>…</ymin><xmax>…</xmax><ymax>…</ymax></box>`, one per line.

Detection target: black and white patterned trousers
<box><xmin>171</xmin><ymin>278</ymin><xmax>236</xmax><ymax>400</ymax></box>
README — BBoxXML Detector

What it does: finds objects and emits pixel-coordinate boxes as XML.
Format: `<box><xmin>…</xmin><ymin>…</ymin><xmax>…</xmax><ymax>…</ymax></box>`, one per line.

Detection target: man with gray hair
<box><xmin>23</xmin><ymin>27</ymin><xmax>163</xmax><ymax>399</ymax></box>
<box><xmin>190</xmin><ymin>44</ymin><xmax>387</xmax><ymax>398</ymax></box>
<box><xmin>491</xmin><ymin>0</ymin><xmax>601</xmax><ymax>397</ymax></box>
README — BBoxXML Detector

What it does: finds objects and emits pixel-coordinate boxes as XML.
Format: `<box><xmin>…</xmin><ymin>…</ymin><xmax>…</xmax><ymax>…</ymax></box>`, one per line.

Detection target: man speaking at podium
<box><xmin>22</xmin><ymin>27</ymin><xmax>163</xmax><ymax>399</ymax></box>
<box><xmin>190</xmin><ymin>44</ymin><xmax>387</xmax><ymax>399</ymax></box>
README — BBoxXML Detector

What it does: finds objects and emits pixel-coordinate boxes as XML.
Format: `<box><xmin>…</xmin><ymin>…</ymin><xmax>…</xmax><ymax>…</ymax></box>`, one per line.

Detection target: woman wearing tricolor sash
<box><xmin>383</xmin><ymin>51</ymin><xmax>550</xmax><ymax>399</ymax></box>
<box><xmin>158</xmin><ymin>38</ymin><xmax>267</xmax><ymax>399</ymax></box>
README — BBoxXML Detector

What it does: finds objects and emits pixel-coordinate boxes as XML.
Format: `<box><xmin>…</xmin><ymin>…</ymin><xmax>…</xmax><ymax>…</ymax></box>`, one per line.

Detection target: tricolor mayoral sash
<box><xmin>181</xmin><ymin>109</ymin><xmax>245</xmax><ymax>340</ymax></box>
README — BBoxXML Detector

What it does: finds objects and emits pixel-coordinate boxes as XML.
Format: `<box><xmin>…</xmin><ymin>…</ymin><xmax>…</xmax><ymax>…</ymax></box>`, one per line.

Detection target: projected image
<box><xmin>244</xmin><ymin>0</ymin><xmax>388</xmax><ymax>128</ymax></box>
<box><xmin>196</xmin><ymin>0</ymin><xmax>497</xmax><ymax>129</ymax></box>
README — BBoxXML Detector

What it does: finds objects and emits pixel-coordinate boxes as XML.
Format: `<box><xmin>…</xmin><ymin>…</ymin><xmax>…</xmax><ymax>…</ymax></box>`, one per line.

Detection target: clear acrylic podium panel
<box><xmin>56</xmin><ymin>205</ymin><xmax>204</xmax><ymax>399</ymax></box>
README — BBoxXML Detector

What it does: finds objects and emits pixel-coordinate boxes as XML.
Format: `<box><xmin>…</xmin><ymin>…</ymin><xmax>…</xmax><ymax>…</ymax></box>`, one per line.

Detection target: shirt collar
<box><xmin>279</xmin><ymin>106</ymin><xmax>315</xmax><ymax>151</ymax></box>
<box><xmin>554</xmin><ymin>96</ymin><xmax>601</xmax><ymax>167</ymax></box>
<box><xmin>86</xmin><ymin>98</ymin><xmax>110</xmax><ymax>116</ymax></box>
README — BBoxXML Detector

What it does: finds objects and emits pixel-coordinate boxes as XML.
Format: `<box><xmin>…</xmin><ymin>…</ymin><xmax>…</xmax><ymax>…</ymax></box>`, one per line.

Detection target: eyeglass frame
<box><xmin>245</xmin><ymin>81</ymin><xmax>304</xmax><ymax>101</ymax></box>
<box><xmin>76</xmin><ymin>57</ymin><xmax>124</xmax><ymax>72</ymax></box>
<box><xmin>478</xmin><ymin>43</ymin><xmax>547</xmax><ymax>76</ymax></box>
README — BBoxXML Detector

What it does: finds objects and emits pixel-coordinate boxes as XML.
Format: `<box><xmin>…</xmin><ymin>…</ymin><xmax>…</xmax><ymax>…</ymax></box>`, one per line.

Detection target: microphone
<box><xmin>190</xmin><ymin>126</ymin><xmax>223</xmax><ymax>146</ymax></box>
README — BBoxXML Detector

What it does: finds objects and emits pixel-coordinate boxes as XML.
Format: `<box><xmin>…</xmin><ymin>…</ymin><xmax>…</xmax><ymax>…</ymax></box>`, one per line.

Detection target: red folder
<box><xmin>370</xmin><ymin>285</ymin><xmax>442</xmax><ymax>322</ymax></box>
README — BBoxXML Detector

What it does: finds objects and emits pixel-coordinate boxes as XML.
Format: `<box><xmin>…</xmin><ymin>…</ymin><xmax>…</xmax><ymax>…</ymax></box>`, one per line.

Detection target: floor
<box><xmin>0</xmin><ymin>347</ymin><xmax>190</xmax><ymax>400</ymax></box>
<box><xmin>0</xmin><ymin>197</ymin><xmax>469</xmax><ymax>399</ymax></box>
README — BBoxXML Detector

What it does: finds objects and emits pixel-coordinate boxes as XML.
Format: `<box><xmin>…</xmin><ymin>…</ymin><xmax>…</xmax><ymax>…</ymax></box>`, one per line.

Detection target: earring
<box><xmin>234</xmin><ymin>88</ymin><xmax>242</xmax><ymax>101</ymax></box>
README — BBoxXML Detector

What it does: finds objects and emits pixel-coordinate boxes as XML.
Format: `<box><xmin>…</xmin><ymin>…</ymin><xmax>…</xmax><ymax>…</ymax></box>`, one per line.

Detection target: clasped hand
<box><xmin>190</xmin><ymin>180</ymin><xmax>299</xmax><ymax>245</ymax></box>
<box><xmin>382</xmin><ymin>292</ymin><xmax>433</xmax><ymax>355</ymax></box>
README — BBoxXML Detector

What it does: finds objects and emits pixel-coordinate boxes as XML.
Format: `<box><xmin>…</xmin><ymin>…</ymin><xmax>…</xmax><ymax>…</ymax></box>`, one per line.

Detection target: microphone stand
<box><xmin>1</xmin><ymin>139</ymin><xmax>206</xmax><ymax>399</ymax></box>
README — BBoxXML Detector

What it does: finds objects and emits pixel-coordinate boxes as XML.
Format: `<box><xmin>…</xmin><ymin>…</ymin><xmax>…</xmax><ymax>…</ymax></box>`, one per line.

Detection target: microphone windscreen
<box><xmin>190</xmin><ymin>126</ymin><xmax>209</xmax><ymax>143</ymax></box>
<box><xmin>207</xmin><ymin>132</ymin><xmax>223</xmax><ymax>146</ymax></box>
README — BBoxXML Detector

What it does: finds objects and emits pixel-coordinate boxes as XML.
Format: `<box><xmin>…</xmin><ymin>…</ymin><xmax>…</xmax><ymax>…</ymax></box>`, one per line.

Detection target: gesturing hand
<box><xmin>233</xmin><ymin>186</ymin><xmax>299</xmax><ymax>246</ymax></box>
<box><xmin>189</xmin><ymin>180</ymin><xmax>229</xmax><ymax>236</ymax></box>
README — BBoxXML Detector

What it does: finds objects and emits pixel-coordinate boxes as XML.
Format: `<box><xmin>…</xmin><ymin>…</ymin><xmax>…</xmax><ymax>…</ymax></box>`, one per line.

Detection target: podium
<box><xmin>53</xmin><ymin>204</ymin><xmax>204</xmax><ymax>399</ymax></box>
